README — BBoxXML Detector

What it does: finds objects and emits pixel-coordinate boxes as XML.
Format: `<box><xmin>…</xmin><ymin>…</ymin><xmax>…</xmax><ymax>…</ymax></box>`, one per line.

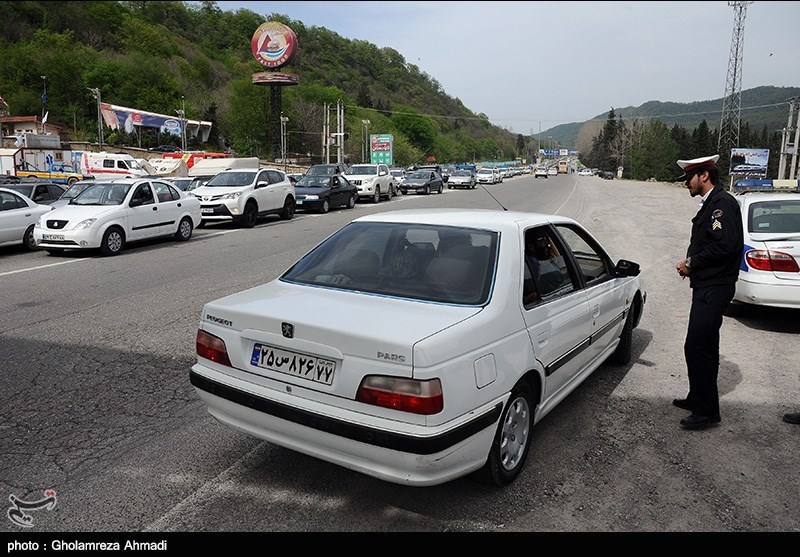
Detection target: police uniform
<box><xmin>677</xmin><ymin>155</ymin><xmax>743</xmax><ymax>424</ymax></box>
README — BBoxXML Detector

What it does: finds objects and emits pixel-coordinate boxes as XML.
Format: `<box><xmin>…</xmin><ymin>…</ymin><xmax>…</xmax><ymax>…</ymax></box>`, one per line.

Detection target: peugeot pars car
<box><xmin>728</xmin><ymin>181</ymin><xmax>800</xmax><ymax>312</ymax></box>
<box><xmin>190</xmin><ymin>209</ymin><xmax>645</xmax><ymax>486</ymax></box>
<box><xmin>33</xmin><ymin>178</ymin><xmax>201</xmax><ymax>256</ymax></box>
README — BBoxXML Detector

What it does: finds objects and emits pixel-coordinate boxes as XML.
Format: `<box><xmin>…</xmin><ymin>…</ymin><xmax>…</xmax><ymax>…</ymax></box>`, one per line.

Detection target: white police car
<box><xmin>730</xmin><ymin>180</ymin><xmax>800</xmax><ymax>311</ymax></box>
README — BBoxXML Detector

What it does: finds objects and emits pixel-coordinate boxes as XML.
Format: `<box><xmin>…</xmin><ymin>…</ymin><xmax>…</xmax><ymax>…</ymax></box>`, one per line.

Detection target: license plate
<box><xmin>201</xmin><ymin>208</ymin><xmax>214</xmax><ymax>214</ymax></box>
<box><xmin>42</xmin><ymin>234</ymin><xmax>64</xmax><ymax>241</ymax></box>
<box><xmin>296</xmin><ymin>199</ymin><xmax>303</xmax><ymax>205</ymax></box>
<box><xmin>250</xmin><ymin>343</ymin><xmax>336</xmax><ymax>385</ymax></box>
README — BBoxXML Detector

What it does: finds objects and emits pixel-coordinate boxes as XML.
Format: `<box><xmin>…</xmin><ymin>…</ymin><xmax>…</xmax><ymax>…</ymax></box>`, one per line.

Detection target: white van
<box><xmin>81</xmin><ymin>152</ymin><xmax>150</xmax><ymax>179</ymax></box>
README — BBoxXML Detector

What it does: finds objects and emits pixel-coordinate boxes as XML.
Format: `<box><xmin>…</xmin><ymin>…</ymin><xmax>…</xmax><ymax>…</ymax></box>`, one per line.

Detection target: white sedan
<box><xmin>729</xmin><ymin>182</ymin><xmax>800</xmax><ymax>311</ymax></box>
<box><xmin>34</xmin><ymin>178</ymin><xmax>202</xmax><ymax>256</ymax></box>
<box><xmin>190</xmin><ymin>209</ymin><xmax>646</xmax><ymax>487</ymax></box>
<box><xmin>0</xmin><ymin>187</ymin><xmax>52</xmax><ymax>250</ymax></box>
<box><xmin>578</xmin><ymin>169</ymin><xmax>593</xmax><ymax>176</ymax></box>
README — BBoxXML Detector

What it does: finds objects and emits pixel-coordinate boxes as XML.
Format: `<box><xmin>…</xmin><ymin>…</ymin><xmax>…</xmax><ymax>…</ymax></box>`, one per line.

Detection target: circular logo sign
<box><xmin>251</xmin><ymin>22</ymin><xmax>297</xmax><ymax>69</ymax></box>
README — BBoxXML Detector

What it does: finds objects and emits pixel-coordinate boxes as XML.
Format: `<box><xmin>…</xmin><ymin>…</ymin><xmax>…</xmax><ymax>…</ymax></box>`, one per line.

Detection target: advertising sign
<box><xmin>251</xmin><ymin>22</ymin><xmax>298</xmax><ymax>69</ymax></box>
<box><xmin>100</xmin><ymin>103</ymin><xmax>183</xmax><ymax>136</ymax></box>
<box><xmin>370</xmin><ymin>134</ymin><xmax>393</xmax><ymax>165</ymax></box>
<box><xmin>730</xmin><ymin>148</ymin><xmax>769</xmax><ymax>176</ymax></box>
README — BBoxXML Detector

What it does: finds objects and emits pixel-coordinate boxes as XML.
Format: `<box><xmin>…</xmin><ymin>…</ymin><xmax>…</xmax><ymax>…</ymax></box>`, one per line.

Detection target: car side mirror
<box><xmin>615</xmin><ymin>259</ymin><xmax>640</xmax><ymax>277</ymax></box>
<box><xmin>256</xmin><ymin>181</ymin><xmax>269</xmax><ymax>188</ymax></box>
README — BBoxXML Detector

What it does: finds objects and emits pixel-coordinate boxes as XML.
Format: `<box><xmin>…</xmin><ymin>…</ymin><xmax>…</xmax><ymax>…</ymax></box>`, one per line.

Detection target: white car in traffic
<box><xmin>0</xmin><ymin>187</ymin><xmax>52</xmax><ymax>250</ymax></box>
<box><xmin>33</xmin><ymin>178</ymin><xmax>201</xmax><ymax>256</ymax></box>
<box><xmin>729</xmin><ymin>182</ymin><xmax>800</xmax><ymax>311</ymax></box>
<box><xmin>190</xmin><ymin>209</ymin><xmax>646</xmax><ymax>487</ymax></box>
<box><xmin>344</xmin><ymin>163</ymin><xmax>395</xmax><ymax>202</ymax></box>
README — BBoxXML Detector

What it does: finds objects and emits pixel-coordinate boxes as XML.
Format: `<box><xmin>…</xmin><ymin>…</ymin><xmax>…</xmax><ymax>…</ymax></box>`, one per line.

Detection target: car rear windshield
<box><xmin>749</xmin><ymin>200</ymin><xmax>800</xmax><ymax>234</ymax></box>
<box><xmin>281</xmin><ymin>222</ymin><xmax>498</xmax><ymax>305</ymax></box>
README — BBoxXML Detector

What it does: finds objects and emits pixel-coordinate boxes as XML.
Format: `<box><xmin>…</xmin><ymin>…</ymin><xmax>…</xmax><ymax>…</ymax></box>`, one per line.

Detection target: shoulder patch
<box><xmin>712</xmin><ymin>209</ymin><xmax>723</xmax><ymax>218</ymax></box>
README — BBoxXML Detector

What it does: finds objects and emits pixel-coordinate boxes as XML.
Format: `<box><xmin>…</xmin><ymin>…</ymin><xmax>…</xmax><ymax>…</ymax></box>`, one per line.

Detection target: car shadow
<box><xmin>728</xmin><ymin>305</ymin><xmax>800</xmax><ymax>333</ymax></box>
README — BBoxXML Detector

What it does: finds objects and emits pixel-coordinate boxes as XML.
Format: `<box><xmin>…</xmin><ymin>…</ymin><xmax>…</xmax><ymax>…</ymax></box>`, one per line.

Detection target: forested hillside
<box><xmin>0</xmin><ymin>1</ymin><xmax>795</xmax><ymax>177</ymax></box>
<box><xmin>0</xmin><ymin>1</ymin><xmax>521</xmax><ymax>166</ymax></box>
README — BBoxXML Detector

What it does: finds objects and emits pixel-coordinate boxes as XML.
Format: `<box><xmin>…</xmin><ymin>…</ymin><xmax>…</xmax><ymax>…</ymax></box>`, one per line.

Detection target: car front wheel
<box><xmin>239</xmin><ymin>201</ymin><xmax>258</xmax><ymax>228</ymax></box>
<box><xmin>318</xmin><ymin>199</ymin><xmax>330</xmax><ymax>214</ymax></box>
<box><xmin>99</xmin><ymin>226</ymin><xmax>125</xmax><ymax>256</ymax></box>
<box><xmin>477</xmin><ymin>380</ymin><xmax>534</xmax><ymax>486</ymax></box>
<box><xmin>371</xmin><ymin>188</ymin><xmax>380</xmax><ymax>204</ymax></box>
<box><xmin>346</xmin><ymin>193</ymin><xmax>356</xmax><ymax>209</ymax></box>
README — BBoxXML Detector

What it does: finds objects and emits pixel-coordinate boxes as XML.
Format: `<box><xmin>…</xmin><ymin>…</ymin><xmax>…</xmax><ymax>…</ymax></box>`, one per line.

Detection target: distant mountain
<box><xmin>546</xmin><ymin>86</ymin><xmax>800</xmax><ymax>149</ymax></box>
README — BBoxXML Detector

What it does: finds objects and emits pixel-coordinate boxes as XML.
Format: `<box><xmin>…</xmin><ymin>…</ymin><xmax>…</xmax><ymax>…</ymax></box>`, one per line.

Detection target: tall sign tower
<box><xmin>251</xmin><ymin>22</ymin><xmax>299</xmax><ymax>161</ymax></box>
<box><xmin>717</xmin><ymin>1</ymin><xmax>753</xmax><ymax>173</ymax></box>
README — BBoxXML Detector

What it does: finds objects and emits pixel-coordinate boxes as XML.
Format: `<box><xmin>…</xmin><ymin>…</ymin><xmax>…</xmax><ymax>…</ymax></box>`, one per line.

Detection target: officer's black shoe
<box><xmin>680</xmin><ymin>414</ymin><xmax>721</xmax><ymax>430</ymax></box>
<box><xmin>672</xmin><ymin>398</ymin><xmax>693</xmax><ymax>411</ymax></box>
<box><xmin>783</xmin><ymin>412</ymin><xmax>800</xmax><ymax>424</ymax></box>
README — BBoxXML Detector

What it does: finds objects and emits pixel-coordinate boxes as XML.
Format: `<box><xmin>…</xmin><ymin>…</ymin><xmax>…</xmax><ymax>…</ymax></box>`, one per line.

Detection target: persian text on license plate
<box><xmin>42</xmin><ymin>234</ymin><xmax>64</xmax><ymax>241</ymax></box>
<box><xmin>201</xmin><ymin>208</ymin><xmax>214</xmax><ymax>214</ymax></box>
<box><xmin>250</xmin><ymin>343</ymin><xmax>335</xmax><ymax>385</ymax></box>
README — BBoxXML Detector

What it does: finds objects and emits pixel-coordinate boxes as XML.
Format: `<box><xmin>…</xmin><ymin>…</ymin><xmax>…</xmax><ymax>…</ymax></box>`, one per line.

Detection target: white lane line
<box><xmin>0</xmin><ymin>257</ymin><xmax>91</xmax><ymax>277</ymax></box>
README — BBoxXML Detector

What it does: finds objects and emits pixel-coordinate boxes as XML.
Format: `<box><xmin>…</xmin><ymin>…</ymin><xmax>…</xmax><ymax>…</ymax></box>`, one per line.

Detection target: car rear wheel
<box><xmin>174</xmin><ymin>217</ymin><xmax>193</xmax><ymax>241</ymax></box>
<box><xmin>23</xmin><ymin>224</ymin><xmax>36</xmax><ymax>250</ymax></box>
<box><xmin>99</xmin><ymin>226</ymin><xmax>125</xmax><ymax>256</ymax></box>
<box><xmin>280</xmin><ymin>196</ymin><xmax>295</xmax><ymax>220</ymax></box>
<box><xmin>477</xmin><ymin>381</ymin><xmax>534</xmax><ymax>486</ymax></box>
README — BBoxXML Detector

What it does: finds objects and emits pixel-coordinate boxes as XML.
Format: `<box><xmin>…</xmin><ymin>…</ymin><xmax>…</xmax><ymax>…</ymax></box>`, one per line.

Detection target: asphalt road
<box><xmin>1</xmin><ymin>173</ymin><xmax>798</xmax><ymax>534</ymax></box>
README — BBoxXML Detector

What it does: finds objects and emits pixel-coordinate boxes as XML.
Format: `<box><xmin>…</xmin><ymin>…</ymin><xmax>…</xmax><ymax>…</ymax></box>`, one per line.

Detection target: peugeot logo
<box><xmin>281</xmin><ymin>322</ymin><xmax>294</xmax><ymax>338</ymax></box>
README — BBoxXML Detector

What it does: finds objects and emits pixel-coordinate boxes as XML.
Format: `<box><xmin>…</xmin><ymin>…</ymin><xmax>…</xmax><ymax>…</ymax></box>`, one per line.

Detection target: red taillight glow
<box><xmin>196</xmin><ymin>330</ymin><xmax>232</xmax><ymax>367</ymax></box>
<box><xmin>745</xmin><ymin>250</ymin><xmax>800</xmax><ymax>273</ymax></box>
<box><xmin>357</xmin><ymin>376</ymin><xmax>443</xmax><ymax>415</ymax></box>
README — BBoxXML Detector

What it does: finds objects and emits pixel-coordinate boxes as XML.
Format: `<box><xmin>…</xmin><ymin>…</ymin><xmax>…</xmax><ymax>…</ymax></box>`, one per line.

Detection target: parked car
<box><xmin>0</xmin><ymin>187</ymin><xmax>52</xmax><ymax>250</ymax></box>
<box><xmin>307</xmin><ymin>163</ymin><xmax>349</xmax><ymax>176</ymax></box>
<box><xmin>447</xmin><ymin>169</ymin><xmax>476</xmax><ymax>189</ymax></box>
<box><xmin>191</xmin><ymin>167</ymin><xmax>295</xmax><ymax>228</ymax></box>
<box><xmin>33</xmin><ymin>178</ymin><xmax>202</xmax><ymax>256</ymax></box>
<box><xmin>190</xmin><ymin>209</ymin><xmax>645</xmax><ymax>486</ymax></box>
<box><xmin>164</xmin><ymin>177</ymin><xmax>194</xmax><ymax>191</ymax></box>
<box><xmin>727</xmin><ymin>182</ymin><xmax>800</xmax><ymax>313</ymax></box>
<box><xmin>398</xmin><ymin>170</ymin><xmax>444</xmax><ymax>195</ymax></box>
<box><xmin>2</xmin><ymin>182</ymin><xmax>67</xmax><ymax>205</ymax></box>
<box><xmin>476</xmin><ymin>168</ymin><xmax>498</xmax><ymax>184</ymax></box>
<box><xmin>294</xmin><ymin>174</ymin><xmax>358</xmax><ymax>213</ymax></box>
<box><xmin>601</xmin><ymin>171</ymin><xmax>615</xmax><ymax>180</ymax></box>
<box><xmin>389</xmin><ymin>168</ymin><xmax>406</xmax><ymax>182</ymax></box>
<box><xmin>534</xmin><ymin>166</ymin><xmax>549</xmax><ymax>179</ymax></box>
<box><xmin>578</xmin><ymin>169</ymin><xmax>594</xmax><ymax>176</ymax></box>
<box><xmin>344</xmin><ymin>163</ymin><xmax>395</xmax><ymax>202</ymax></box>
<box><xmin>50</xmin><ymin>180</ymin><xmax>96</xmax><ymax>209</ymax></box>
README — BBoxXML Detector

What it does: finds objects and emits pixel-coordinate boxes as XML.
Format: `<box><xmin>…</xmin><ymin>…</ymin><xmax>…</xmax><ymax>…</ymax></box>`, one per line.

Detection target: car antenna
<box><xmin>479</xmin><ymin>183</ymin><xmax>508</xmax><ymax>211</ymax></box>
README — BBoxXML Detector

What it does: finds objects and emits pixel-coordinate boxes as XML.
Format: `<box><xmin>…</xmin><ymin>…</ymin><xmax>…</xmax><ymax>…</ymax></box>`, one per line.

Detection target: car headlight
<box><xmin>75</xmin><ymin>218</ymin><xmax>97</xmax><ymax>230</ymax></box>
<box><xmin>363</xmin><ymin>177</ymin><xmax>375</xmax><ymax>184</ymax></box>
<box><xmin>220</xmin><ymin>192</ymin><xmax>242</xmax><ymax>200</ymax></box>
<box><xmin>305</xmin><ymin>194</ymin><xmax>319</xmax><ymax>200</ymax></box>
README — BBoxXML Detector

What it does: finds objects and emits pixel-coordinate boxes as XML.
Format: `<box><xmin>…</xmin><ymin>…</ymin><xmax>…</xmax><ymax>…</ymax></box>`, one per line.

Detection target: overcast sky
<box><xmin>213</xmin><ymin>1</ymin><xmax>800</xmax><ymax>135</ymax></box>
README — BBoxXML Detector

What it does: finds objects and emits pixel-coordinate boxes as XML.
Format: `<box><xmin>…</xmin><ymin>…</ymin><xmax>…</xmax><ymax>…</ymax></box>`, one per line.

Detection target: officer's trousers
<box><xmin>683</xmin><ymin>283</ymin><xmax>736</xmax><ymax>417</ymax></box>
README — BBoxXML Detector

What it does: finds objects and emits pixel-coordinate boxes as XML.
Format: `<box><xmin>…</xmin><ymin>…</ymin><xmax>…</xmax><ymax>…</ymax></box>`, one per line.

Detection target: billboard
<box><xmin>370</xmin><ymin>134</ymin><xmax>393</xmax><ymax>165</ymax></box>
<box><xmin>730</xmin><ymin>148</ymin><xmax>769</xmax><ymax>176</ymax></box>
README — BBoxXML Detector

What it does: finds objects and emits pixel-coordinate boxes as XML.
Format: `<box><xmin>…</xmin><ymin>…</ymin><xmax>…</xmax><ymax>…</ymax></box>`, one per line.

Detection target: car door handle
<box><xmin>592</xmin><ymin>305</ymin><xmax>600</xmax><ymax>318</ymax></box>
<box><xmin>152</xmin><ymin>206</ymin><xmax>158</xmax><ymax>211</ymax></box>
<box><xmin>177</xmin><ymin>203</ymin><xmax>182</xmax><ymax>207</ymax></box>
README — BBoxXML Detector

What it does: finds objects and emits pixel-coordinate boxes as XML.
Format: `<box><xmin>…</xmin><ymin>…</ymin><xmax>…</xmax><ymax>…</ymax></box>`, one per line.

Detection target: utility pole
<box><xmin>322</xmin><ymin>102</ymin><xmax>330</xmax><ymax>163</ymax></box>
<box><xmin>87</xmin><ymin>87</ymin><xmax>104</xmax><ymax>148</ymax></box>
<box><xmin>280</xmin><ymin>112</ymin><xmax>288</xmax><ymax>172</ymax></box>
<box><xmin>718</xmin><ymin>1</ymin><xmax>753</xmax><ymax>177</ymax></box>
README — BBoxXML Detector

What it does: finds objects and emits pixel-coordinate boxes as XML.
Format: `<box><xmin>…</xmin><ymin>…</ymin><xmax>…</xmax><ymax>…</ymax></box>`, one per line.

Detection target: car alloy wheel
<box><xmin>23</xmin><ymin>225</ymin><xmax>36</xmax><ymax>250</ymax></box>
<box><xmin>280</xmin><ymin>196</ymin><xmax>295</xmax><ymax>220</ymax></box>
<box><xmin>372</xmin><ymin>188</ymin><xmax>380</xmax><ymax>203</ymax></box>
<box><xmin>175</xmin><ymin>217</ymin><xmax>193</xmax><ymax>241</ymax></box>
<box><xmin>241</xmin><ymin>202</ymin><xmax>258</xmax><ymax>228</ymax></box>
<box><xmin>478</xmin><ymin>381</ymin><xmax>534</xmax><ymax>486</ymax></box>
<box><xmin>100</xmin><ymin>227</ymin><xmax>124</xmax><ymax>256</ymax></box>
<box><xmin>347</xmin><ymin>194</ymin><xmax>356</xmax><ymax>209</ymax></box>
<box><xmin>424</xmin><ymin>185</ymin><xmax>430</xmax><ymax>195</ymax></box>
<box><xmin>318</xmin><ymin>199</ymin><xmax>330</xmax><ymax>214</ymax></box>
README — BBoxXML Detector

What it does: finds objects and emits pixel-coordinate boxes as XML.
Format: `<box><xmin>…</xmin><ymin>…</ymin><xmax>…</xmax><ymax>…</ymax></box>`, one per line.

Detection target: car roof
<box><xmin>352</xmin><ymin>208</ymin><xmax>577</xmax><ymax>233</ymax></box>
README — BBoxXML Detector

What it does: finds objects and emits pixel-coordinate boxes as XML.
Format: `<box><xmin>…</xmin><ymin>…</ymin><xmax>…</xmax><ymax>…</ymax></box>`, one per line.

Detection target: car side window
<box><xmin>103</xmin><ymin>160</ymin><xmax>114</xmax><ymax>168</ymax></box>
<box><xmin>132</xmin><ymin>183</ymin><xmax>154</xmax><ymax>205</ymax></box>
<box><xmin>153</xmin><ymin>182</ymin><xmax>179</xmax><ymax>203</ymax></box>
<box><xmin>524</xmin><ymin>226</ymin><xmax>574</xmax><ymax>300</ymax></box>
<box><xmin>266</xmin><ymin>170</ymin><xmax>284</xmax><ymax>184</ymax></box>
<box><xmin>553</xmin><ymin>224</ymin><xmax>613</xmax><ymax>285</ymax></box>
<box><xmin>0</xmin><ymin>191</ymin><xmax>25</xmax><ymax>210</ymax></box>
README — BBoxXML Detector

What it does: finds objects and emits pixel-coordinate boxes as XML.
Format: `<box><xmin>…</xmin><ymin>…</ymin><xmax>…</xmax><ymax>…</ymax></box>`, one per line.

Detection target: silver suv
<box><xmin>192</xmin><ymin>168</ymin><xmax>295</xmax><ymax>227</ymax></box>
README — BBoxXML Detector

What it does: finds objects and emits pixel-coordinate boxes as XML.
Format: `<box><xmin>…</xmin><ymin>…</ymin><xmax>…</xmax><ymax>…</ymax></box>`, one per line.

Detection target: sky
<box><xmin>213</xmin><ymin>1</ymin><xmax>800</xmax><ymax>135</ymax></box>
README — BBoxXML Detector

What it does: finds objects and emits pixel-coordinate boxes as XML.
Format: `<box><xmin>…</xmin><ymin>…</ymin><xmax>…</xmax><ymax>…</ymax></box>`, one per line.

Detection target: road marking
<box><xmin>0</xmin><ymin>257</ymin><xmax>91</xmax><ymax>277</ymax></box>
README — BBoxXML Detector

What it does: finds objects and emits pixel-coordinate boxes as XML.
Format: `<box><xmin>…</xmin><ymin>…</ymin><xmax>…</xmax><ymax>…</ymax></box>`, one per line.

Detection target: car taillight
<box><xmin>196</xmin><ymin>330</ymin><xmax>232</xmax><ymax>367</ymax></box>
<box><xmin>745</xmin><ymin>250</ymin><xmax>800</xmax><ymax>272</ymax></box>
<box><xmin>357</xmin><ymin>376</ymin><xmax>443</xmax><ymax>415</ymax></box>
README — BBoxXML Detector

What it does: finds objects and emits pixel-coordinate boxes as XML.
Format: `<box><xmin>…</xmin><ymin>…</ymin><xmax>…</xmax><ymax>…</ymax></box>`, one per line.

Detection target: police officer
<box><xmin>673</xmin><ymin>155</ymin><xmax>743</xmax><ymax>430</ymax></box>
